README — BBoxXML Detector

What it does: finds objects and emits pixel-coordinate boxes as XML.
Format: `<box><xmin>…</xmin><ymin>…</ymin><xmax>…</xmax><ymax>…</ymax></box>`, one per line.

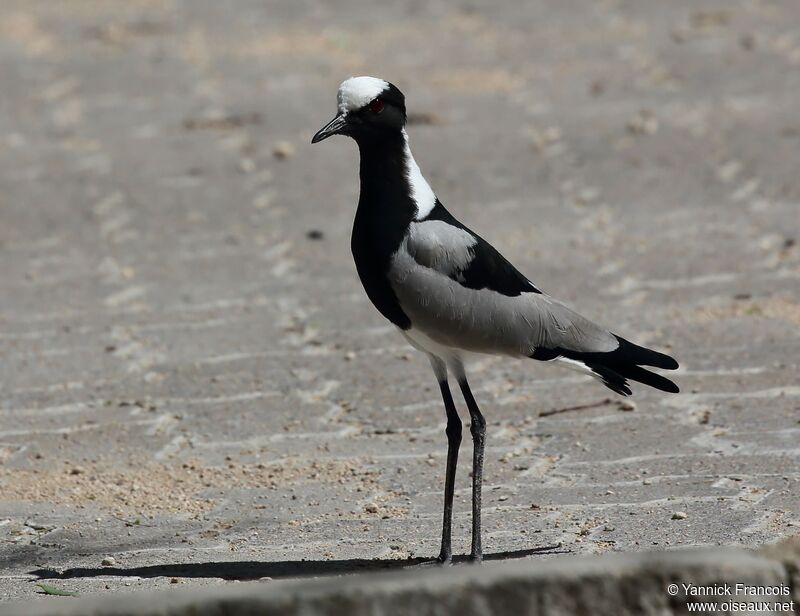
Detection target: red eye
<box><xmin>368</xmin><ymin>99</ymin><xmax>385</xmax><ymax>114</ymax></box>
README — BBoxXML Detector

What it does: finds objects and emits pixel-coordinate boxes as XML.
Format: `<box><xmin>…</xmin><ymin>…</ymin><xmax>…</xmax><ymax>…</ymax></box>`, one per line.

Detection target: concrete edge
<box><xmin>5</xmin><ymin>539</ymin><xmax>799</xmax><ymax>616</ymax></box>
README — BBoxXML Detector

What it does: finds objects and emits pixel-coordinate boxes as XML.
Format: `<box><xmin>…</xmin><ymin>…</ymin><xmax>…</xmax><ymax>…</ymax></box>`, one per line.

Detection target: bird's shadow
<box><xmin>30</xmin><ymin>545</ymin><xmax>567</xmax><ymax>582</ymax></box>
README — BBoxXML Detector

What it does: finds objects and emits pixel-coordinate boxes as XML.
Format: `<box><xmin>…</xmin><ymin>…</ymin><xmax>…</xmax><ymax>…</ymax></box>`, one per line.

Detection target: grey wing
<box><xmin>389</xmin><ymin>219</ymin><xmax>618</xmax><ymax>357</ymax></box>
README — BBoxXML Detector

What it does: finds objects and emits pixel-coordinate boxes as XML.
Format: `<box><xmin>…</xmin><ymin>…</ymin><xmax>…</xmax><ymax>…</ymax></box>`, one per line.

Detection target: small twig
<box><xmin>538</xmin><ymin>398</ymin><xmax>612</xmax><ymax>417</ymax></box>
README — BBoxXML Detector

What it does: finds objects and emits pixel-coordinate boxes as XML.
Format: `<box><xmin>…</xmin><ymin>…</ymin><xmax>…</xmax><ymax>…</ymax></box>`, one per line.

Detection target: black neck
<box><xmin>349</xmin><ymin>130</ymin><xmax>416</xmax><ymax>330</ymax></box>
<box><xmin>355</xmin><ymin>131</ymin><xmax>417</xmax><ymax>223</ymax></box>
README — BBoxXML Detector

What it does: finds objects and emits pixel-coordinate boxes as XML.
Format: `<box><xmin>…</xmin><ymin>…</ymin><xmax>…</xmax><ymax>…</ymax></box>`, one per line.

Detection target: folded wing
<box><xmin>389</xmin><ymin>206</ymin><xmax>678</xmax><ymax>395</ymax></box>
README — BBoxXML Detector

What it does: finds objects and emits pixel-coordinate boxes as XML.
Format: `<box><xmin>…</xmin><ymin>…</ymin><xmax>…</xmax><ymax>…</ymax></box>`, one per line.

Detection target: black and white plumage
<box><xmin>313</xmin><ymin>76</ymin><xmax>679</xmax><ymax>563</ymax></box>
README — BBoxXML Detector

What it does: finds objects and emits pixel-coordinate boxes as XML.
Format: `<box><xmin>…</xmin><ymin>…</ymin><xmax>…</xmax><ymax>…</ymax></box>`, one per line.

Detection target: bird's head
<box><xmin>312</xmin><ymin>76</ymin><xmax>406</xmax><ymax>144</ymax></box>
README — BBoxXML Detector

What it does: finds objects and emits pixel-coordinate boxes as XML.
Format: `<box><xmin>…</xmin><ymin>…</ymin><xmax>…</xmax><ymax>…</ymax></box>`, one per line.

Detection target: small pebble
<box><xmin>618</xmin><ymin>400</ymin><xmax>636</xmax><ymax>412</ymax></box>
<box><xmin>672</xmin><ymin>511</ymin><xmax>688</xmax><ymax>520</ymax></box>
<box><xmin>626</xmin><ymin>110</ymin><xmax>659</xmax><ymax>135</ymax></box>
<box><xmin>101</xmin><ymin>556</ymin><xmax>116</xmax><ymax>567</ymax></box>
<box><xmin>273</xmin><ymin>141</ymin><xmax>295</xmax><ymax>160</ymax></box>
<box><xmin>575</xmin><ymin>187</ymin><xmax>600</xmax><ymax>206</ymax></box>
<box><xmin>739</xmin><ymin>33</ymin><xmax>756</xmax><ymax>50</ymax></box>
<box><xmin>590</xmin><ymin>80</ymin><xmax>605</xmax><ymax>96</ymax></box>
<box><xmin>238</xmin><ymin>157</ymin><xmax>256</xmax><ymax>173</ymax></box>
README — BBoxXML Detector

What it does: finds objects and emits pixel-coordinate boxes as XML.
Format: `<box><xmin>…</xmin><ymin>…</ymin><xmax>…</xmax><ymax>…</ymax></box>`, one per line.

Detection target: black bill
<box><xmin>312</xmin><ymin>113</ymin><xmax>348</xmax><ymax>143</ymax></box>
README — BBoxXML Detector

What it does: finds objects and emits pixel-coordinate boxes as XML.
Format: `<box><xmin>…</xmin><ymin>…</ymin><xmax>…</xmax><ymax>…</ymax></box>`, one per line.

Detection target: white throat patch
<box><xmin>402</xmin><ymin>129</ymin><xmax>437</xmax><ymax>219</ymax></box>
<box><xmin>338</xmin><ymin>76</ymin><xmax>389</xmax><ymax>113</ymax></box>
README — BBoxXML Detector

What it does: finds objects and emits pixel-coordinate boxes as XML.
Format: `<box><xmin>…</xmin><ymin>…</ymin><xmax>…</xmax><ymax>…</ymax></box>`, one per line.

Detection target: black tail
<box><xmin>611</xmin><ymin>336</ymin><xmax>678</xmax><ymax>371</ymax></box>
<box><xmin>532</xmin><ymin>336</ymin><xmax>679</xmax><ymax>396</ymax></box>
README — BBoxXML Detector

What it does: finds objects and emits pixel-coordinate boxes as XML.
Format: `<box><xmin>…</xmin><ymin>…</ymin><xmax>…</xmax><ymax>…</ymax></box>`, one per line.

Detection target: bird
<box><xmin>312</xmin><ymin>76</ymin><xmax>679</xmax><ymax>564</ymax></box>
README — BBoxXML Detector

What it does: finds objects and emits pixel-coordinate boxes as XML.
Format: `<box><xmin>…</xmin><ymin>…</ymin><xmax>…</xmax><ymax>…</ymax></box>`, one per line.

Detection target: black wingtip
<box><xmin>661</xmin><ymin>356</ymin><xmax>679</xmax><ymax>371</ymax></box>
<box><xmin>622</xmin><ymin>365</ymin><xmax>680</xmax><ymax>393</ymax></box>
<box><xmin>656</xmin><ymin>378</ymin><xmax>680</xmax><ymax>394</ymax></box>
<box><xmin>530</xmin><ymin>337</ymin><xmax>680</xmax><ymax>395</ymax></box>
<box><xmin>599</xmin><ymin>369</ymin><xmax>678</xmax><ymax>396</ymax></box>
<box><xmin>615</xmin><ymin>336</ymin><xmax>679</xmax><ymax>371</ymax></box>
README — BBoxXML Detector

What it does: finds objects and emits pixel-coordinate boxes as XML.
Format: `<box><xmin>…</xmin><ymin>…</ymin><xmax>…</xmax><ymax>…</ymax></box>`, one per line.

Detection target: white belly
<box><xmin>399</xmin><ymin>326</ymin><xmax>493</xmax><ymax>370</ymax></box>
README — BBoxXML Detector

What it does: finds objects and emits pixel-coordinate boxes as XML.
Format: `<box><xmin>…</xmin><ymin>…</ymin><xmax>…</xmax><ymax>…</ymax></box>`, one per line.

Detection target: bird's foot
<box><xmin>413</xmin><ymin>552</ymin><xmax>452</xmax><ymax>568</ymax></box>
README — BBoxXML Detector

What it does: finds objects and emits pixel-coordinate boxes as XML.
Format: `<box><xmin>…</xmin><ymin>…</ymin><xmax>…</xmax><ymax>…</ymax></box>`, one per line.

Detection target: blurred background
<box><xmin>1</xmin><ymin>0</ymin><xmax>798</xmax><ymax>601</ymax></box>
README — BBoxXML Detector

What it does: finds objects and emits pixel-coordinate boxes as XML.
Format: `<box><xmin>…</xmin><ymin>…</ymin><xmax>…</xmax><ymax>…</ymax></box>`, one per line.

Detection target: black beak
<box><xmin>312</xmin><ymin>113</ymin><xmax>348</xmax><ymax>144</ymax></box>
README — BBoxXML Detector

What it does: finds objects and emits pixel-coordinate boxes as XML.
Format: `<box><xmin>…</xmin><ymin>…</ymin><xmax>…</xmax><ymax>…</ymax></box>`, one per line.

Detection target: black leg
<box><xmin>436</xmin><ymin>379</ymin><xmax>462</xmax><ymax>563</ymax></box>
<box><xmin>458</xmin><ymin>377</ymin><xmax>486</xmax><ymax>562</ymax></box>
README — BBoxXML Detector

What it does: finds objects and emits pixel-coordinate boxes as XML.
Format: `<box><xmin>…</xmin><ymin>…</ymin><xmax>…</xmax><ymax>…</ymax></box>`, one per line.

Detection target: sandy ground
<box><xmin>0</xmin><ymin>0</ymin><xmax>798</xmax><ymax>603</ymax></box>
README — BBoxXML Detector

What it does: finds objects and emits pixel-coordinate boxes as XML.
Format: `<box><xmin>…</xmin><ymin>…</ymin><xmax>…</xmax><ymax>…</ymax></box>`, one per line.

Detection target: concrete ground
<box><xmin>0</xmin><ymin>0</ymin><xmax>798</xmax><ymax>605</ymax></box>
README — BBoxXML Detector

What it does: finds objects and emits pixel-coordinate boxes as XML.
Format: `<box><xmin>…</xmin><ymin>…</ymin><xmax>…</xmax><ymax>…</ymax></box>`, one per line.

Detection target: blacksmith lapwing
<box><xmin>312</xmin><ymin>76</ymin><xmax>679</xmax><ymax>564</ymax></box>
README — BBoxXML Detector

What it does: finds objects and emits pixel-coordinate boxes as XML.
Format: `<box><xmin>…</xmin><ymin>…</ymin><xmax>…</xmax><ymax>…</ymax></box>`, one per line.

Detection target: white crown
<box><xmin>337</xmin><ymin>76</ymin><xmax>389</xmax><ymax>113</ymax></box>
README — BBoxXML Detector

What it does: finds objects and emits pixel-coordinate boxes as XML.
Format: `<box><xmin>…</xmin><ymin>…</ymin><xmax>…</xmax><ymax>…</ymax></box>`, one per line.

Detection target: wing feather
<box><xmin>397</xmin><ymin>201</ymin><xmax>678</xmax><ymax>395</ymax></box>
<box><xmin>393</xmin><ymin>214</ymin><xmax>617</xmax><ymax>357</ymax></box>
